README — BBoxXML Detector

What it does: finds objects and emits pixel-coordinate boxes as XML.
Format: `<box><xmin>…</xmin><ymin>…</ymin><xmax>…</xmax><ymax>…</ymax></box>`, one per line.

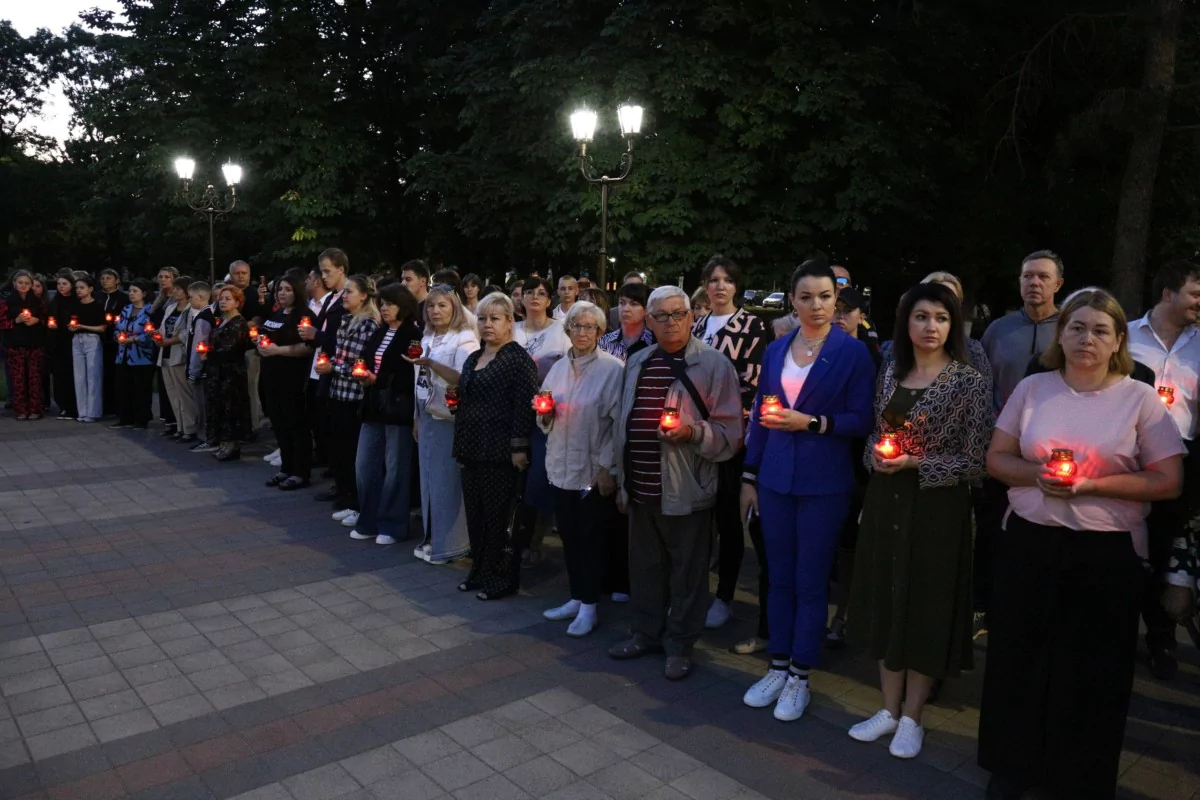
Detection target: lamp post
<box><xmin>174</xmin><ymin>157</ymin><xmax>242</xmax><ymax>285</ymax></box>
<box><xmin>570</xmin><ymin>104</ymin><xmax>643</xmax><ymax>291</ymax></box>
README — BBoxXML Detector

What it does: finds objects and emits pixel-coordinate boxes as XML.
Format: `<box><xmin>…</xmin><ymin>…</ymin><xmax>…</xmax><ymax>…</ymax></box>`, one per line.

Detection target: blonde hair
<box><xmin>423</xmin><ymin>285</ymin><xmax>473</xmax><ymax>336</ymax></box>
<box><xmin>921</xmin><ymin>271</ymin><xmax>964</xmax><ymax>302</ymax></box>
<box><xmin>346</xmin><ymin>274</ymin><xmax>381</xmax><ymax>324</ymax></box>
<box><xmin>476</xmin><ymin>292</ymin><xmax>515</xmax><ymax>321</ymax></box>
<box><xmin>1038</xmin><ymin>288</ymin><xmax>1134</xmax><ymax>376</ymax></box>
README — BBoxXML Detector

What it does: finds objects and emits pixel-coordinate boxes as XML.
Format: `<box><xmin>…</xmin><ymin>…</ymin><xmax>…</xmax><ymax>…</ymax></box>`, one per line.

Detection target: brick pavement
<box><xmin>0</xmin><ymin>417</ymin><xmax>1197</xmax><ymax>799</ymax></box>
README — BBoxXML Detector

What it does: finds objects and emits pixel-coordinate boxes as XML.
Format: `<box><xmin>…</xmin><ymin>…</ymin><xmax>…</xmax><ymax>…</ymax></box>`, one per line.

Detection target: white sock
<box><xmin>567</xmin><ymin>604</ymin><xmax>598</xmax><ymax>636</ymax></box>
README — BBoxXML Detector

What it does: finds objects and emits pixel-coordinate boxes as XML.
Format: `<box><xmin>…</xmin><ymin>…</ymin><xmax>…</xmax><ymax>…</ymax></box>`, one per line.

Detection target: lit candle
<box><xmin>257</xmin><ymin>335</ymin><xmax>272</xmax><ymax>348</ymax></box>
<box><xmin>446</xmin><ymin>386</ymin><xmax>460</xmax><ymax>414</ymax></box>
<box><xmin>196</xmin><ymin>341</ymin><xmax>209</xmax><ymax>354</ymax></box>
<box><xmin>299</xmin><ymin>316</ymin><xmax>312</xmax><ymax>328</ymax></box>
<box><xmin>761</xmin><ymin>394</ymin><xmax>784</xmax><ymax>416</ymax></box>
<box><xmin>105</xmin><ymin>313</ymin><xmax>114</xmax><ymax>323</ymax></box>
<box><xmin>143</xmin><ymin>322</ymin><xmax>155</xmax><ymax>333</ymax></box>
<box><xmin>1046</xmin><ymin>448</ymin><xmax>1077</xmax><ymax>480</ymax></box>
<box><xmin>1157</xmin><ymin>386</ymin><xmax>1175</xmax><ymax>406</ymax></box>
<box><xmin>316</xmin><ymin>352</ymin><xmax>330</xmax><ymax>366</ymax></box>
<box><xmin>407</xmin><ymin>340</ymin><xmax>423</xmax><ymax>359</ymax></box>
<box><xmin>248</xmin><ymin>324</ymin><xmax>259</xmax><ymax>341</ymax></box>
<box><xmin>874</xmin><ymin>432</ymin><xmax>901</xmax><ymax>460</ymax></box>
<box><xmin>117</xmin><ymin>332</ymin><xmax>128</xmax><ymax>344</ymax></box>
<box><xmin>352</xmin><ymin>359</ymin><xmax>369</xmax><ymax>378</ymax></box>
<box><xmin>660</xmin><ymin>407</ymin><xmax>681</xmax><ymax>431</ymax></box>
<box><xmin>19</xmin><ymin>309</ymin><xmax>31</xmax><ymax>320</ymax></box>
<box><xmin>534</xmin><ymin>390</ymin><xmax>555</xmax><ymax>414</ymax></box>
<box><xmin>152</xmin><ymin>332</ymin><xmax>163</xmax><ymax>343</ymax></box>
<box><xmin>69</xmin><ymin>315</ymin><xmax>79</xmax><ymax>328</ymax></box>
<box><xmin>47</xmin><ymin>317</ymin><xmax>57</xmax><ymax>330</ymax></box>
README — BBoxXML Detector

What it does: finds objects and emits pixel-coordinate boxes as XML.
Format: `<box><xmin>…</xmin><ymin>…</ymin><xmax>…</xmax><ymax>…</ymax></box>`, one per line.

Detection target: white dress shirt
<box><xmin>1127</xmin><ymin>313</ymin><xmax>1200</xmax><ymax>440</ymax></box>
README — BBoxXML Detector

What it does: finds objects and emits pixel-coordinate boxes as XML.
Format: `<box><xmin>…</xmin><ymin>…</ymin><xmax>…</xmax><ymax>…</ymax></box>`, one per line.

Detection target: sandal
<box><xmin>476</xmin><ymin>586</ymin><xmax>518</xmax><ymax>601</ymax></box>
<box><xmin>457</xmin><ymin>580</ymin><xmax>481</xmax><ymax>593</ymax></box>
<box><xmin>265</xmin><ymin>472</ymin><xmax>288</xmax><ymax>487</ymax></box>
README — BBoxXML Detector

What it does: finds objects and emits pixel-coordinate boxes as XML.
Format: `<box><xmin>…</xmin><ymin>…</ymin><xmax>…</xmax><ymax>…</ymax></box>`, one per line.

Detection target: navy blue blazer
<box><xmin>743</xmin><ymin>326</ymin><xmax>875</xmax><ymax>496</ymax></box>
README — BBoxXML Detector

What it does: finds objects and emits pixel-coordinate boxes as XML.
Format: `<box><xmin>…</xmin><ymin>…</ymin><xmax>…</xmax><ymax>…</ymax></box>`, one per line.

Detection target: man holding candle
<box><xmin>301</xmin><ymin>250</ymin><xmax>350</xmax><ymax>502</ymax></box>
<box><xmin>1126</xmin><ymin>258</ymin><xmax>1200</xmax><ymax>681</ymax></box>
<box><xmin>608</xmin><ymin>286</ymin><xmax>742</xmax><ymax>681</ymax></box>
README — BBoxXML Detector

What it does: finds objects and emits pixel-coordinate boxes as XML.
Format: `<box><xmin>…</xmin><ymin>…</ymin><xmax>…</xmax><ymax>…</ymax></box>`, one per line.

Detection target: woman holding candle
<box><xmin>348</xmin><ymin>283</ymin><xmax>421</xmax><ymax>545</ymax></box>
<box><xmin>452</xmin><ymin>292</ymin><xmax>539</xmax><ymax>600</ymax></box>
<box><xmin>149</xmin><ymin>267</ymin><xmax>180</xmax><ymax>433</ymax></box>
<box><xmin>69</xmin><ymin>275</ymin><xmax>108</xmax><ymax>423</ymax></box>
<box><xmin>739</xmin><ymin>261</ymin><xmax>876</xmax><ymax>721</ymax></box>
<box><xmin>111</xmin><ymin>280</ymin><xmax>156</xmax><ymax>429</ymax></box>
<box><xmin>4</xmin><ymin>270</ymin><xmax>48</xmax><ymax>421</ymax></box>
<box><xmin>315</xmin><ymin>275</ymin><xmax>381</xmax><ymax>524</ymax></box>
<box><xmin>845</xmin><ymin>282</ymin><xmax>991</xmax><ymax>759</ymax></box>
<box><xmin>47</xmin><ymin>272</ymin><xmax>79</xmax><ymax>420</ymax></box>
<box><xmin>979</xmin><ymin>288</ymin><xmax>1185</xmax><ymax>799</ymax></box>
<box><xmin>409</xmin><ymin>284</ymin><xmax>478</xmax><ymax>565</ymax></box>
<box><xmin>259</xmin><ymin>273</ymin><xmax>314</xmax><ymax>488</ymax></box>
<box><xmin>31</xmin><ymin>275</ymin><xmax>52</xmax><ymax>413</ymax></box>
<box><xmin>205</xmin><ymin>286</ymin><xmax>254</xmax><ymax>461</ymax></box>
<box><xmin>155</xmin><ymin>277</ymin><xmax>202</xmax><ymax>444</ymax></box>
<box><xmin>536</xmin><ymin>302</ymin><xmax>624</xmax><ymax>636</ymax></box>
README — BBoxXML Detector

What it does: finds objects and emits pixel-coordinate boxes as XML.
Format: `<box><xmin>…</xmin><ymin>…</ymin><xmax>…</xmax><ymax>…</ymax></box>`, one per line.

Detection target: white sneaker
<box><xmin>743</xmin><ymin>670</ymin><xmax>788</xmax><ymax>708</ymax></box>
<box><xmin>413</xmin><ymin>543</ymin><xmax>432</xmax><ymax>561</ymax></box>
<box><xmin>262</xmin><ymin>448</ymin><xmax>281</xmax><ymax>462</ymax></box>
<box><xmin>566</xmin><ymin>604</ymin><xmax>597</xmax><ymax>637</ymax></box>
<box><xmin>340</xmin><ymin>512</ymin><xmax>360</xmax><ymax>528</ymax></box>
<box><xmin>349</xmin><ymin>530</ymin><xmax>371</xmax><ymax>540</ymax></box>
<box><xmin>848</xmin><ymin>709</ymin><xmax>899</xmax><ymax>742</ymax></box>
<box><xmin>332</xmin><ymin>508</ymin><xmax>354</xmax><ymax>521</ymax></box>
<box><xmin>543</xmin><ymin>599</ymin><xmax>582</xmax><ymax>621</ymax></box>
<box><xmin>704</xmin><ymin>598</ymin><xmax>732</xmax><ymax>629</ymax></box>
<box><xmin>772</xmin><ymin>676</ymin><xmax>810</xmax><ymax>721</ymax></box>
<box><xmin>888</xmin><ymin>716</ymin><xmax>924</xmax><ymax>759</ymax></box>
<box><xmin>375</xmin><ymin>535</ymin><xmax>395</xmax><ymax>545</ymax></box>
<box><xmin>611</xmin><ymin>592</ymin><xmax>630</xmax><ymax>603</ymax></box>
<box><xmin>269</xmin><ymin>457</ymin><xmax>282</xmax><ymax>468</ymax></box>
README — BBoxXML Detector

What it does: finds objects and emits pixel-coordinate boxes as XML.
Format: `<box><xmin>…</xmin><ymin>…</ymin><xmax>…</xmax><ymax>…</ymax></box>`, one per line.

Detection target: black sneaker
<box><xmin>57</xmin><ymin>412</ymin><xmax>75</xmax><ymax>420</ymax></box>
<box><xmin>159</xmin><ymin>427</ymin><xmax>178</xmax><ymax>437</ymax></box>
<box><xmin>1148</xmin><ymin>646</ymin><xmax>1178</xmax><ymax>681</ymax></box>
<box><xmin>108</xmin><ymin>423</ymin><xmax>125</xmax><ymax>430</ymax></box>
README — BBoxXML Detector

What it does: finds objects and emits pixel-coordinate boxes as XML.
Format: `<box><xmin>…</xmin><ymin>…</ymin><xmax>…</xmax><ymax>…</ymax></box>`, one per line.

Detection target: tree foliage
<box><xmin>5</xmin><ymin>0</ymin><xmax>1200</xmax><ymax>314</ymax></box>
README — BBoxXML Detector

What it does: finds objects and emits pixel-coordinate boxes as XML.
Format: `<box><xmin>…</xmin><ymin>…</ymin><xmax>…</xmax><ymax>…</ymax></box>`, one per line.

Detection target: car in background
<box><xmin>743</xmin><ymin>289</ymin><xmax>765</xmax><ymax>306</ymax></box>
<box><xmin>762</xmin><ymin>292</ymin><xmax>786</xmax><ymax>309</ymax></box>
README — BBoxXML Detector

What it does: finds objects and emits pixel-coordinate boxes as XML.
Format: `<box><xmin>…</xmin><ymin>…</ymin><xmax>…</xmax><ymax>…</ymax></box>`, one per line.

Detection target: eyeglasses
<box><xmin>568</xmin><ymin>323</ymin><xmax>598</xmax><ymax>332</ymax></box>
<box><xmin>649</xmin><ymin>310</ymin><xmax>690</xmax><ymax>324</ymax></box>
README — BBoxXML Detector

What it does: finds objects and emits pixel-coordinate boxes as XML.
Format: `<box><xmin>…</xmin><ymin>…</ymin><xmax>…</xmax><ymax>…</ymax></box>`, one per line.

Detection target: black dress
<box><xmin>206</xmin><ymin>316</ymin><xmax>252</xmax><ymax>443</ymax></box>
<box><xmin>452</xmin><ymin>341</ymin><xmax>539</xmax><ymax>597</ymax></box>
<box><xmin>261</xmin><ymin>309</ymin><xmax>311</xmax><ymax>477</ymax></box>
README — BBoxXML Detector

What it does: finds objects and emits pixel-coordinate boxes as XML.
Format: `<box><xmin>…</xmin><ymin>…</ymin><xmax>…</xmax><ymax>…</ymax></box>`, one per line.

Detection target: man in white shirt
<box><xmin>552</xmin><ymin>275</ymin><xmax>579</xmax><ymax>320</ymax></box>
<box><xmin>1127</xmin><ymin>258</ymin><xmax>1200</xmax><ymax>681</ymax></box>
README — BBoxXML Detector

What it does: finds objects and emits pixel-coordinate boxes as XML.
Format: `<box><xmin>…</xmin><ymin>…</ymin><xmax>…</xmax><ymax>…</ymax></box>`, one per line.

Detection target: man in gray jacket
<box><xmin>608</xmin><ymin>286</ymin><xmax>743</xmax><ymax>680</ymax></box>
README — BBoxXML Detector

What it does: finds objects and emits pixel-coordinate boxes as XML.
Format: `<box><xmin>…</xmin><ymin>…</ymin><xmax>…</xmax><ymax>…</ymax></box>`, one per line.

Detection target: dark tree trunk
<box><xmin>1110</xmin><ymin>0</ymin><xmax>1181</xmax><ymax>315</ymax></box>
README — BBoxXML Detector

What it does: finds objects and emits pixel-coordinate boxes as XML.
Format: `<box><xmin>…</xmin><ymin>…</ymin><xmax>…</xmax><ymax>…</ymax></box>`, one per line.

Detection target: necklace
<box><xmin>800</xmin><ymin>336</ymin><xmax>827</xmax><ymax>357</ymax></box>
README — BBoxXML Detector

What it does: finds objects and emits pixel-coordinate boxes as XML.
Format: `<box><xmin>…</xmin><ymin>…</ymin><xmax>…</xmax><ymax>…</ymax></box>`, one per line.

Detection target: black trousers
<box><xmin>973</xmin><ymin>477</ymin><xmax>1009</xmax><ymax>614</ymax></box>
<box><xmin>978</xmin><ymin>515</ymin><xmax>1141</xmax><ymax>798</ymax></box>
<box><xmin>50</xmin><ymin>345</ymin><xmax>77</xmax><ymax>417</ymax></box>
<box><xmin>713</xmin><ymin>452</ymin><xmax>748</xmax><ymax>602</ymax></box>
<box><xmin>602</xmin><ymin>508</ymin><xmax>631</xmax><ymax>596</ymax></box>
<box><xmin>102</xmin><ymin>340</ymin><xmax>118</xmax><ymax>415</ymax></box>
<box><xmin>1142</xmin><ymin>436</ymin><xmax>1199</xmax><ymax>652</ymax></box>
<box><xmin>306</xmin><ymin>380</ymin><xmax>328</xmax><ymax>467</ymax></box>
<box><xmin>552</xmin><ymin>487</ymin><xmax>607</xmax><ymax>604</ymax></box>
<box><xmin>116</xmin><ymin>363</ymin><xmax>154</xmax><ymax>427</ymax></box>
<box><xmin>328</xmin><ymin>399</ymin><xmax>362</xmax><ymax>509</ymax></box>
<box><xmin>747</xmin><ymin>516</ymin><xmax>769</xmax><ymax>640</ymax></box>
<box><xmin>461</xmin><ymin>462</ymin><xmax>524</xmax><ymax>595</ymax></box>
<box><xmin>267</xmin><ymin>370</ymin><xmax>311</xmax><ymax>479</ymax></box>
<box><xmin>157</xmin><ymin>367</ymin><xmax>175</xmax><ymax>425</ymax></box>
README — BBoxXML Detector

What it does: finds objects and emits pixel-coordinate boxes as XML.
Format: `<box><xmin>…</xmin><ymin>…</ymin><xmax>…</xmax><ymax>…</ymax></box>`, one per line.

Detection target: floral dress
<box><xmin>205</xmin><ymin>316</ymin><xmax>252</xmax><ymax>442</ymax></box>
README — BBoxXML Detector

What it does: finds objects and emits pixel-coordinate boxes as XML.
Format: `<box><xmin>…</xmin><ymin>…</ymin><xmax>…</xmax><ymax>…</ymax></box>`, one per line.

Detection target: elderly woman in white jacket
<box><xmin>536</xmin><ymin>302</ymin><xmax>625</xmax><ymax>637</ymax></box>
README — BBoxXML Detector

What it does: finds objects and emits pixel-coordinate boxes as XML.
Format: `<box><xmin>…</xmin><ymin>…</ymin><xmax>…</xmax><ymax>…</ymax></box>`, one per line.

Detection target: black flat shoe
<box><xmin>279</xmin><ymin>477</ymin><xmax>310</xmax><ymax>491</ymax></box>
<box><xmin>457</xmin><ymin>580</ymin><xmax>481</xmax><ymax>593</ymax></box>
<box><xmin>159</xmin><ymin>427</ymin><xmax>178</xmax><ymax>437</ymax></box>
<box><xmin>476</xmin><ymin>586</ymin><xmax>517</xmax><ymax>601</ymax></box>
<box><xmin>214</xmin><ymin>448</ymin><xmax>241</xmax><ymax>462</ymax></box>
<box><xmin>265</xmin><ymin>472</ymin><xmax>288</xmax><ymax>487</ymax></box>
<box><xmin>178</xmin><ymin>434</ymin><xmax>198</xmax><ymax>444</ymax></box>
<box><xmin>314</xmin><ymin>488</ymin><xmax>339</xmax><ymax>502</ymax></box>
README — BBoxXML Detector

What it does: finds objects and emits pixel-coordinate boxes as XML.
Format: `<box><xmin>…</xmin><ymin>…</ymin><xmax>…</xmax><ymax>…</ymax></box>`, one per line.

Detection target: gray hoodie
<box><xmin>981</xmin><ymin>307</ymin><xmax>1060</xmax><ymax>412</ymax></box>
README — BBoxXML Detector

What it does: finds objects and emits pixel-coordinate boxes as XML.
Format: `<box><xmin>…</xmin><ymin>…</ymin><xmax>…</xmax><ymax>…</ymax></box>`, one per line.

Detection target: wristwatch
<box><xmin>807</xmin><ymin>416</ymin><xmax>821</xmax><ymax>433</ymax></box>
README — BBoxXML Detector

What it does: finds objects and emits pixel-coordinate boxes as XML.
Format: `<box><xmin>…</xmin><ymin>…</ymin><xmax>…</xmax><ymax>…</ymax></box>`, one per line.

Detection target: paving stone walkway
<box><xmin>0</xmin><ymin>417</ymin><xmax>1196</xmax><ymax>799</ymax></box>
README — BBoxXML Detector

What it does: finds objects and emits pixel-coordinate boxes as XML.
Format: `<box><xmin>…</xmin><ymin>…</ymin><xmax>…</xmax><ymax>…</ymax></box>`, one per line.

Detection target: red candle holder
<box><xmin>20</xmin><ymin>309</ymin><xmax>32</xmax><ymax>320</ymax></box>
<box><xmin>69</xmin><ymin>315</ymin><xmax>79</xmax><ymax>328</ymax></box>
<box><xmin>316</xmin><ymin>352</ymin><xmax>330</xmax><ymax>366</ymax></box>
<box><xmin>299</xmin><ymin>316</ymin><xmax>313</xmax><ymax>328</ymax></box>
<box><xmin>117</xmin><ymin>332</ymin><xmax>128</xmax><ymax>344</ymax></box>
<box><xmin>407</xmin><ymin>340</ymin><xmax>423</xmax><ymax>359</ymax></box>
<box><xmin>47</xmin><ymin>317</ymin><xmax>57</xmax><ymax>330</ymax></box>
<box><xmin>152</xmin><ymin>331</ymin><xmax>163</xmax><ymax>343</ymax></box>
<box><xmin>143</xmin><ymin>322</ymin><xmax>155</xmax><ymax>333</ymax></box>
<box><xmin>258</xmin><ymin>335</ymin><xmax>272</xmax><ymax>348</ymax></box>
<box><xmin>660</xmin><ymin>407</ymin><xmax>681</xmax><ymax>431</ymax></box>
<box><xmin>105</xmin><ymin>313</ymin><xmax>114</xmax><ymax>323</ymax></box>
<box><xmin>874</xmin><ymin>432</ymin><xmax>901</xmax><ymax>460</ymax></box>
<box><xmin>196</xmin><ymin>341</ymin><xmax>209</xmax><ymax>354</ymax></box>
<box><xmin>534</xmin><ymin>390</ymin><xmax>555</xmax><ymax>414</ymax></box>
<box><xmin>761</xmin><ymin>394</ymin><xmax>784</xmax><ymax>416</ymax></box>
<box><xmin>446</xmin><ymin>386</ymin><xmax>460</xmax><ymax>414</ymax></box>
<box><xmin>1046</xmin><ymin>448</ymin><xmax>1078</xmax><ymax>480</ymax></box>
<box><xmin>351</xmin><ymin>359</ymin><xmax>369</xmax><ymax>378</ymax></box>
<box><xmin>248</xmin><ymin>324</ymin><xmax>259</xmax><ymax>341</ymax></box>
<box><xmin>1158</xmin><ymin>386</ymin><xmax>1175</xmax><ymax>407</ymax></box>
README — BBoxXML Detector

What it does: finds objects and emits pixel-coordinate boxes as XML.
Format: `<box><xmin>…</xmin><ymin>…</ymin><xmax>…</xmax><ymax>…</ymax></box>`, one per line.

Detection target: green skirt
<box><xmin>849</xmin><ymin>468</ymin><xmax>974</xmax><ymax>678</ymax></box>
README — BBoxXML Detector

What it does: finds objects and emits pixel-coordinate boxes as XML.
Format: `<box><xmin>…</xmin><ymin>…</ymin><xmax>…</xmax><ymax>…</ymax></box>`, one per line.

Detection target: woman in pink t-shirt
<box><xmin>979</xmin><ymin>289</ymin><xmax>1184</xmax><ymax>800</ymax></box>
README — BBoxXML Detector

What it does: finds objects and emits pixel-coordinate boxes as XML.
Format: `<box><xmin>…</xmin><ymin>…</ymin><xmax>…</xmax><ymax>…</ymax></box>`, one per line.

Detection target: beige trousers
<box><xmin>162</xmin><ymin>363</ymin><xmax>197</xmax><ymax>435</ymax></box>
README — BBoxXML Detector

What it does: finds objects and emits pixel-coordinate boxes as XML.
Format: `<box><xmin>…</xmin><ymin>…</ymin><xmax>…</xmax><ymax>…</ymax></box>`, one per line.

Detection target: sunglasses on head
<box><xmin>835</xmin><ymin>276</ymin><xmax>850</xmax><ymax>286</ymax></box>
<box><xmin>431</xmin><ymin>283</ymin><xmax>455</xmax><ymax>292</ymax></box>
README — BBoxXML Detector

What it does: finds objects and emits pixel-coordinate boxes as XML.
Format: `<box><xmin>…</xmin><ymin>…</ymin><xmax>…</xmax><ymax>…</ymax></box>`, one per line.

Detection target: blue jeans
<box><xmin>355</xmin><ymin>422</ymin><xmax>414</xmax><ymax>539</ymax></box>
<box><xmin>71</xmin><ymin>334</ymin><xmax>103</xmax><ymax>420</ymax></box>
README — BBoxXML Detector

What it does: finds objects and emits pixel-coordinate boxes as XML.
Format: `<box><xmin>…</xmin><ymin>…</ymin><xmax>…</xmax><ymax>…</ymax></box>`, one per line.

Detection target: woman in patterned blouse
<box><xmin>846</xmin><ymin>282</ymin><xmax>992</xmax><ymax>760</ymax></box>
<box><xmin>452</xmin><ymin>293</ymin><xmax>539</xmax><ymax>601</ymax></box>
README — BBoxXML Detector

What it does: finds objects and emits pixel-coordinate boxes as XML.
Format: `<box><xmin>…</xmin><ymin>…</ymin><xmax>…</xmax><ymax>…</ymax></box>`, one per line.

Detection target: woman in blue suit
<box><xmin>739</xmin><ymin>261</ymin><xmax>876</xmax><ymax>721</ymax></box>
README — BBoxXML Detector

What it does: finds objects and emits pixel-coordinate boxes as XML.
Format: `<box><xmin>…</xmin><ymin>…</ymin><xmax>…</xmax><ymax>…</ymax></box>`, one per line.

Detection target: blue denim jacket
<box><xmin>114</xmin><ymin>304</ymin><xmax>155</xmax><ymax>366</ymax></box>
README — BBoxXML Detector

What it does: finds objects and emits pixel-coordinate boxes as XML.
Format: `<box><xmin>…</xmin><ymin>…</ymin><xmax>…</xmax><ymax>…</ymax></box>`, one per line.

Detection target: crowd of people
<box><xmin>2</xmin><ymin>248</ymin><xmax>1198</xmax><ymax>799</ymax></box>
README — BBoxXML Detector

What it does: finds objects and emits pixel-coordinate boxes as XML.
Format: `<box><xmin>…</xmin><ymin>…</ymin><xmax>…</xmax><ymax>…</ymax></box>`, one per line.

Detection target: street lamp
<box><xmin>571</xmin><ymin>103</ymin><xmax>643</xmax><ymax>290</ymax></box>
<box><xmin>174</xmin><ymin>157</ymin><xmax>242</xmax><ymax>285</ymax></box>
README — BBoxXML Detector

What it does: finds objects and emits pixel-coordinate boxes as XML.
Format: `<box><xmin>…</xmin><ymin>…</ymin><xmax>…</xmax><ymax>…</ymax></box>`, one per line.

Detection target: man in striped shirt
<box><xmin>608</xmin><ymin>287</ymin><xmax>743</xmax><ymax>681</ymax></box>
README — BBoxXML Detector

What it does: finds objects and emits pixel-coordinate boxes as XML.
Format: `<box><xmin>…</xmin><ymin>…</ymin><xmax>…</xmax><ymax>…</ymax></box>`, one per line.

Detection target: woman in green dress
<box><xmin>846</xmin><ymin>282</ymin><xmax>992</xmax><ymax>759</ymax></box>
